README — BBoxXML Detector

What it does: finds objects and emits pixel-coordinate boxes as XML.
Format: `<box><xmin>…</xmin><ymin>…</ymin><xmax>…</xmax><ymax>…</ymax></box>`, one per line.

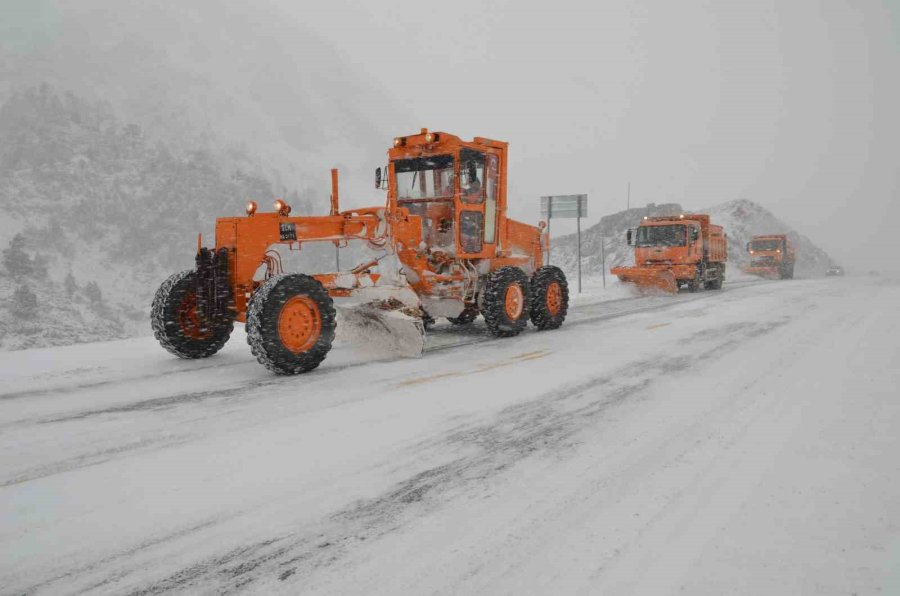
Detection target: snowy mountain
<box><xmin>551</xmin><ymin>199</ymin><xmax>834</xmax><ymax>281</ymax></box>
<box><xmin>0</xmin><ymin>0</ymin><xmax>402</xmax><ymax>193</ymax></box>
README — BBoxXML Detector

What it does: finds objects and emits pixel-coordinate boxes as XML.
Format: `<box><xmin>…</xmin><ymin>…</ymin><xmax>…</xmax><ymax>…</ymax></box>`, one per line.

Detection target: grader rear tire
<box><xmin>246</xmin><ymin>274</ymin><xmax>336</xmax><ymax>375</ymax></box>
<box><xmin>530</xmin><ymin>266</ymin><xmax>569</xmax><ymax>330</ymax></box>
<box><xmin>151</xmin><ymin>270</ymin><xmax>233</xmax><ymax>359</ymax></box>
<box><xmin>482</xmin><ymin>267</ymin><xmax>531</xmax><ymax>338</ymax></box>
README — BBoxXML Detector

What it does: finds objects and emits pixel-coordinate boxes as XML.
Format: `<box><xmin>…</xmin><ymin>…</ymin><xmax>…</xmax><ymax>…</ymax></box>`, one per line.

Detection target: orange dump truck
<box><xmin>611</xmin><ymin>213</ymin><xmax>727</xmax><ymax>293</ymax></box>
<box><xmin>744</xmin><ymin>234</ymin><xmax>794</xmax><ymax>279</ymax></box>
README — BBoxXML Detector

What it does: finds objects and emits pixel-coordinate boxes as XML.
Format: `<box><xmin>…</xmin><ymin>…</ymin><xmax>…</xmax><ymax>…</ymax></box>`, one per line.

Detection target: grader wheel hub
<box><xmin>278</xmin><ymin>296</ymin><xmax>322</xmax><ymax>353</ymax></box>
<box><xmin>177</xmin><ymin>292</ymin><xmax>212</xmax><ymax>340</ymax></box>
<box><xmin>545</xmin><ymin>281</ymin><xmax>562</xmax><ymax>316</ymax></box>
<box><xmin>504</xmin><ymin>284</ymin><xmax>525</xmax><ymax>319</ymax></box>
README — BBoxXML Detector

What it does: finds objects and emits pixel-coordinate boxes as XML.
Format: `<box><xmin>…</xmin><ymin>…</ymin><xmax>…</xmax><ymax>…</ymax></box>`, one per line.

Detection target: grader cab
<box><xmin>152</xmin><ymin>129</ymin><xmax>570</xmax><ymax>374</ymax></box>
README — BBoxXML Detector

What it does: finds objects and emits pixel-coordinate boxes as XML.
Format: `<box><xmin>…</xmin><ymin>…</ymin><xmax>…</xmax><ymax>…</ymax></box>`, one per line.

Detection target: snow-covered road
<box><xmin>2</xmin><ymin>275</ymin><xmax>899</xmax><ymax>595</ymax></box>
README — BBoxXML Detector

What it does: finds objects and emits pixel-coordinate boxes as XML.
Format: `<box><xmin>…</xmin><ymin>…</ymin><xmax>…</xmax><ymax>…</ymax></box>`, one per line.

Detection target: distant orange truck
<box><xmin>744</xmin><ymin>234</ymin><xmax>795</xmax><ymax>279</ymax></box>
<box><xmin>611</xmin><ymin>213</ymin><xmax>727</xmax><ymax>293</ymax></box>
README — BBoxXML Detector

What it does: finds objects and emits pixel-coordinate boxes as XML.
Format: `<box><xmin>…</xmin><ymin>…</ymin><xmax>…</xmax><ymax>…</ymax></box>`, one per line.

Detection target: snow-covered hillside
<box><xmin>0</xmin><ymin>0</ymin><xmax>413</xmax><ymax>351</ymax></box>
<box><xmin>551</xmin><ymin>199</ymin><xmax>834</xmax><ymax>281</ymax></box>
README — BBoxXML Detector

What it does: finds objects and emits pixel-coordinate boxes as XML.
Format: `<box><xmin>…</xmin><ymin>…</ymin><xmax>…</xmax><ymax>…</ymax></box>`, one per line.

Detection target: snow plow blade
<box><xmin>743</xmin><ymin>266</ymin><xmax>780</xmax><ymax>280</ymax></box>
<box><xmin>611</xmin><ymin>266</ymin><xmax>678</xmax><ymax>294</ymax></box>
<box><xmin>335</xmin><ymin>298</ymin><xmax>426</xmax><ymax>359</ymax></box>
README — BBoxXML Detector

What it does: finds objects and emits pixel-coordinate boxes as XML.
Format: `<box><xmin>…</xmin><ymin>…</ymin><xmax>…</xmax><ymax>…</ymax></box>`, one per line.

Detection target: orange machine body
<box><xmin>611</xmin><ymin>213</ymin><xmax>727</xmax><ymax>293</ymax></box>
<box><xmin>212</xmin><ymin>130</ymin><xmax>545</xmax><ymax>321</ymax></box>
<box><xmin>744</xmin><ymin>234</ymin><xmax>795</xmax><ymax>279</ymax></box>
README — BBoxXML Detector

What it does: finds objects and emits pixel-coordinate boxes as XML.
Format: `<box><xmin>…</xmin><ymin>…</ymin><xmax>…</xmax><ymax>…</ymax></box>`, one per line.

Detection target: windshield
<box><xmin>751</xmin><ymin>239</ymin><xmax>783</xmax><ymax>251</ymax></box>
<box><xmin>636</xmin><ymin>225</ymin><xmax>686</xmax><ymax>247</ymax></box>
<box><xmin>394</xmin><ymin>155</ymin><xmax>455</xmax><ymax>201</ymax></box>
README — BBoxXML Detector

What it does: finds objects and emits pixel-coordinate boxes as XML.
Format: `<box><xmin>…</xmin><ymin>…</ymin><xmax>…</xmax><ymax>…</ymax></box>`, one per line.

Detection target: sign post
<box><xmin>540</xmin><ymin>194</ymin><xmax>588</xmax><ymax>293</ymax></box>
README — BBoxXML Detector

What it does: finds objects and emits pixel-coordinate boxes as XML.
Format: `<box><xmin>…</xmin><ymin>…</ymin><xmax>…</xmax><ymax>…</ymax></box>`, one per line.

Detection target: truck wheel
<box><xmin>482</xmin><ymin>267</ymin><xmax>531</xmax><ymax>338</ymax></box>
<box><xmin>530</xmin><ymin>266</ymin><xmax>569</xmax><ymax>330</ymax></box>
<box><xmin>707</xmin><ymin>264</ymin><xmax>724</xmax><ymax>290</ymax></box>
<box><xmin>152</xmin><ymin>270</ymin><xmax>233</xmax><ymax>359</ymax></box>
<box><xmin>246</xmin><ymin>274</ymin><xmax>336</xmax><ymax>375</ymax></box>
<box><xmin>447</xmin><ymin>304</ymin><xmax>479</xmax><ymax>325</ymax></box>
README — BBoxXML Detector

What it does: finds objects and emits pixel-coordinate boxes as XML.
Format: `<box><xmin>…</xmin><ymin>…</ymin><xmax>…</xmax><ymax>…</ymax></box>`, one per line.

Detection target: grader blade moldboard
<box><xmin>335</xmin><ymin>299</ymin><xmax>427</xmax><ymax>359</ymax></box>
<box><xmin>613</xmin><ymin>267</ymin><xmax>678</xmax><ymax>294</ymax></box>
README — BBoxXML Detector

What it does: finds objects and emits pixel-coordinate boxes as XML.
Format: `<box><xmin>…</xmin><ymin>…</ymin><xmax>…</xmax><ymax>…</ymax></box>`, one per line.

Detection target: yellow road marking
<box><xmin>396</xmin><ymin>350</ymin><xmax>551</xmax><ymax>388</ymax></box>
<box><xmin>646</xmin><ymin>323</ymin><xmax>671</xmax><ymax>330</ymax></box>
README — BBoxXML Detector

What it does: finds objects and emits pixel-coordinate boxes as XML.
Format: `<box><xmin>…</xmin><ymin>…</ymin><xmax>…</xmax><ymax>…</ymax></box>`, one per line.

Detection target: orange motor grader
<box><xmin>151</xmin><ymin>129</ymin><xmax>569</xmax><ymax>374</ymax></box>
<box><xmin>611</xmin><ymin>213</ymin><xmax>727</xmax><ymax>293</ymax></box>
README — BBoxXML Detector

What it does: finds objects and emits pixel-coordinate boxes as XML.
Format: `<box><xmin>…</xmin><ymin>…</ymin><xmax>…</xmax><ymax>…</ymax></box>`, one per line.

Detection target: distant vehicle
<box><xmin>744</xmin><ymin>234</ymin><xmax>795</xmax><ymax>279</ymax></box>
<box><xmin>826</xmin><ymin>265</ymin><xmax>844</xmax><ymax>276</ymax></box>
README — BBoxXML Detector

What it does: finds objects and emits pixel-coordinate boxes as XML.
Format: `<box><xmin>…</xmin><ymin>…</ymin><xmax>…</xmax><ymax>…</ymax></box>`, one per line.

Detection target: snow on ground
<box><xmin>1</xmin><ymin>275</ymin><xmax>899</xmax><ymax>594</ymax></box>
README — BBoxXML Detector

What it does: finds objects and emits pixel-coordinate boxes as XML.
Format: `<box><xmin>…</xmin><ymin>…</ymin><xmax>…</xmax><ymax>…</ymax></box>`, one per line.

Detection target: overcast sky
<box><xmin>272</xmin><ymin>0</ymin><xmax>899</xmax><ymax>271</ymax></box>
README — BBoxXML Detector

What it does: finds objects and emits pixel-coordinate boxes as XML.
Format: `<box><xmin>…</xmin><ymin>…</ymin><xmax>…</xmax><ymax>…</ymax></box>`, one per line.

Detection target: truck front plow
<box><xmin>611</xmin><ymin>266</ymin><xmax>678</xmax><ymax>294</ymax></box>
<box><xmin>742</xmin><ymin>265</ymin><xmax>781</xmax><ymax>280</ymax></box>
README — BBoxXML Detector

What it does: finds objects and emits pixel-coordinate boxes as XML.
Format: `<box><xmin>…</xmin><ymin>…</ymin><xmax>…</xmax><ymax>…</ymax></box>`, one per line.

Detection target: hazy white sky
<box><xmin>275</xmin><ymin>0</ymin><xmax>899</xmax><ymax>271</ymax></box>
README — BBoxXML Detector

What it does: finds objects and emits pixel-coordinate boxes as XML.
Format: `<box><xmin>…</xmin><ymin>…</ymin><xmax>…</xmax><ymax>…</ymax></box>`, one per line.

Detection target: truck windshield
<box><xmin>636</xmin><ymin>225</ymin><xmax>686</xmax><ymax>247</ymax></box>
<box><xmin>751</xmin><ymin>239</ymin><xmax>782</xmax><ymax>251</ymax></box>
<box><xmin>394</xmin><ymin>155</ymin><xmax>455</xmax><ymax>201</ymax></box>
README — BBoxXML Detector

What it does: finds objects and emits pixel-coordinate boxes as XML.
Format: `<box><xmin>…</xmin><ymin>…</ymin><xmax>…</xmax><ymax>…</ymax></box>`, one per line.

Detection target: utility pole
<box><xmin>576</xmin><ymin>212</ymin><xmax>582</xmax><ymax>294</ymax></box>
<box><xmin>627</xmin><ymin>180</ymin><xmax>631</xmax><ymax>210</ymax></box>
<box><xmin>600</xmin><ymin>236</ymin><xmax>606</xmax><ymax>289</ymax></box>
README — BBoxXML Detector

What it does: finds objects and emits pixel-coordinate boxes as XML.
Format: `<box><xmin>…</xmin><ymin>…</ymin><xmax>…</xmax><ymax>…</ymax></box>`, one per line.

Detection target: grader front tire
<box><xmin>151</xmin><ymin>270</ymin><xmax>233</xmax><ymax>359</ymax></box>
<box><xmin>246</xmin><ymin>274</ymin><xmax>336</xmax><ymax>375</ymax></box>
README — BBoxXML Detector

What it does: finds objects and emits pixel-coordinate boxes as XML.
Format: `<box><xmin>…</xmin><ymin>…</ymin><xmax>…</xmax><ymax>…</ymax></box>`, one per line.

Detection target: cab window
<box><xmin>460</xmin><ymin>211</ymin><xmax>483</xmax><ymax>253</ymax></box>
<box><xmin>459</xmin><ymin>149</ymin><xmax>485</xmax><ymax>204</ymax></box>
<box><xmin>395</xmin><ymin>155</ymin><xmax>454</xmax><ymax>201</ymax></box>
<box><xmin>484</xmin><ymin>153</ymin><xmax>499</xmax><ymax>243</ymax></box>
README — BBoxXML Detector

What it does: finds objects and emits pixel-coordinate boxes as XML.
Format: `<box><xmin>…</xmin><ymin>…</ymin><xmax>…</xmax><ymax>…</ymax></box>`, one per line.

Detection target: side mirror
<box><xmin>746</xmin><ymin>242</ymin><xmax>751</xmax><ymax>252</ymax></box>
<box><xmin>375</xmin><ymin>167</ymin><xmax>382</xmax><ymax>189</ymax></box>
<box><xmin>691</xmin><ymin>228</ymin><xmax>699</xmax><ymax>242</ymax></box>
<box><xmin>626</xmin><ymin>229</ymin><xmax>634</xmax><ymax>246</ymax></box>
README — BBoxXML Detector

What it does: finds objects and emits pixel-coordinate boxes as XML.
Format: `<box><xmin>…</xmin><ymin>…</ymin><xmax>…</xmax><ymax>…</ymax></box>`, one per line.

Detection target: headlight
<box><xmin>274</xmin><ymin>199</ymin><xmax>291</xmax><ymax>216</ymax></box>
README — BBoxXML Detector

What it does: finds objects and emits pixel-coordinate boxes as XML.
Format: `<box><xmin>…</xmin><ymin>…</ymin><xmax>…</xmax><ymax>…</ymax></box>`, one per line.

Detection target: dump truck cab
<box><xmin>630</xmin><ymin>218</ymin><xmax>703</xmax><ymax>266</ymax></box>
<box><xmin>745</xmin><ymin>234</ymin><xmax>795</xmax><ymax>279</ymax></box>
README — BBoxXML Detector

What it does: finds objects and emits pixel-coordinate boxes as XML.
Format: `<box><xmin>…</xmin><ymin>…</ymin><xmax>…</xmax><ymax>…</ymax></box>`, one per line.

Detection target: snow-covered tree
<box><xmin>64</xmin><ymin>272</ymin><xmax>78</xmax><ymax>294</ymax></box>
<box><xmin>84</xmin><ymin>281</ymin><xmax>103</xmax><ymax>305</ymax></box>
<box><xmin>11</xmin><ymin>285</ymin><xmax>38</xmax><ymax>319</ymax></box>
<box><xmin>2</xmin><ymin>234</ymin><xmax>33</xmax><ymax>278</ymax></box>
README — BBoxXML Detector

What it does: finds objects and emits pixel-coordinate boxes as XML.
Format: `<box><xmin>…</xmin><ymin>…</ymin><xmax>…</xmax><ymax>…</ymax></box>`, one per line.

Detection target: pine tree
<box><xmin>2</xmin><ymin>234</ymin><xmax>33</xmax><ymax>278</ymax></box>
<box><xmin>11</xmin><ymin>285</ymin><xmax>38</xmax><ymax>320</ymax></box>
<box><xmin>85</xmin><ymin>281</ymin><xmax>103</xmax><ymax>305</ymax></box>
<box><xmin>64</xmin><ymin>272</ymin><xmax>78</xmax><ymax>294</ymax></box>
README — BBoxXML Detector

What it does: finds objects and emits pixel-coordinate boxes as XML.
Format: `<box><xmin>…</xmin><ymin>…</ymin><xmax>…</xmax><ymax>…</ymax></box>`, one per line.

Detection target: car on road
<box><xmin>826</xmin><ymin>265</ymin><xmax>844</xmax><ymax>276</ymax></box>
